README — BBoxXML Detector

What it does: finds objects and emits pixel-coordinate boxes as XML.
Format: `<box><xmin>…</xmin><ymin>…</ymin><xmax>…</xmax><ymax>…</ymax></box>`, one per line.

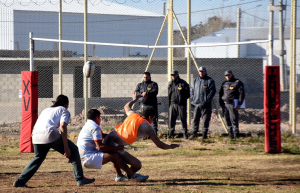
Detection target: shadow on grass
<box><xmin>193</xmin><ymin>148</ymin><xmax>210</xmax><ymax>151</ymax></box>
<box><xmin>96</xmin><ymin>178</ymin><xmax>260</xmax><ymax>187</ymax></box>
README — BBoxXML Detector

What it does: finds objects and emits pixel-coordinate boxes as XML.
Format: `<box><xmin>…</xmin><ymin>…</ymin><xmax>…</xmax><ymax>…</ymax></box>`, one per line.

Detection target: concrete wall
<box><xmin>0</xmin><ymin>57</ymin><xmax>268</xmax><ymax>124</ymax></box>
<box><xmin>101</xmin><ymin>74</ymin><xmax>191</xmax><ymax>98</ymax></box>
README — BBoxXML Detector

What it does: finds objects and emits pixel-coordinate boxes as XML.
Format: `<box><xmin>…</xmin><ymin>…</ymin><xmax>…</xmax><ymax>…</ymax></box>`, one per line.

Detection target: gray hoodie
<box><xmin>190</xmin><ymin>74</ymin><xmax>216</xmax><ymax>107</ymax></box>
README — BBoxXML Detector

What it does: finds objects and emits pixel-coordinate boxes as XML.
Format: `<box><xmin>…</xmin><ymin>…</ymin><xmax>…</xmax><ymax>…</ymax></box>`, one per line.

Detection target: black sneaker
<box><xmin>77</xmin><ymin>177</ymin><xmax>95</xmax><ymax>186</ymax></box>
<box><xmin>13</xmin><ymin>180</ymin><xmax>28</xmax><ymax>188</ymax></box>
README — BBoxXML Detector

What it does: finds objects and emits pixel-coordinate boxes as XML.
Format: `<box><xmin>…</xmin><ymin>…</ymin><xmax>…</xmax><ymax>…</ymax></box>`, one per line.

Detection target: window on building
<box><xmin>91</xmin><ymin>66</ymin><xmax>101</xmax><ymax>97</ymax></box>
<box><xmin>38</xmin><ymin>66</ymin><xmax>53</xmax><ymax>98</ymax></box>
<box><xmin>74</xmin><ymin>66</ymin><xmax>83</xmax><ymax>98</ymax></box>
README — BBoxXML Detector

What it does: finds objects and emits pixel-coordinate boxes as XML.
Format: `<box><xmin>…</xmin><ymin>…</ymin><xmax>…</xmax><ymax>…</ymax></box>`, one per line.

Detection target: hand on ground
<box><xmin>169</xmin><ymin>144</ymin><xmax>180</xmax><ymax>149</ymax></box>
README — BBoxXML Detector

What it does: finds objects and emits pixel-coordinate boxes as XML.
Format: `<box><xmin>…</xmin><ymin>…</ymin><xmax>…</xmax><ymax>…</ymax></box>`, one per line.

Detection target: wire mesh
<box><xmin>0</xmin><ymin>0</ymin><xmax>299</xmax><ymax>134</ymax></box>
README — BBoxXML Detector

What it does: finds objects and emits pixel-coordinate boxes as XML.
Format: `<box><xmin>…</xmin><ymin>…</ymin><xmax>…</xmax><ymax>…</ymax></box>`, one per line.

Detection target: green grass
<box><xmin>243</xmin><ymin>144</ymin><xmax>264</xmax><ymax>152</ymax></box>
<box><xmin>282</xmin><ymin>144</ymin><xmax>300</xmax><ymax>154</ymax></box>
<box><xmin>126</xmin><ymin>143</ymin><xmax>151</xmax><ymax>149</ymax></box>
<box><xmin>281</xmin><ymin>133</ymin><xmax>298</xmax><ymax>143</ymax></box>
<box><xmin>2</xmin><ymin>133</ymin><xmax>300</xmax><ymax>192</ymax></box>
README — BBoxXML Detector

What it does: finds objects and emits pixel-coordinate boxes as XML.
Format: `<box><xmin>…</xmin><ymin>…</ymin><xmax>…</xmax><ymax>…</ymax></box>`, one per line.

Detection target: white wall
<box><xmin>12</xmin><ymin>11</ymin><xmax>167</xmax><ymax>58</ymax></box>
<box><xmin>0</xmin><ymin>7</ymin><xmax>14</xmax><ymax>50</ymax></box>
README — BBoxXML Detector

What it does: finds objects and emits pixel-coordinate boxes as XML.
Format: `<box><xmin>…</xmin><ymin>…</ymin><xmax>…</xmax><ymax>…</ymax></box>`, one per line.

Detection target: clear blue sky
<box><xmin>110</xmin><ymin>0</ymin><xmax>298</xmax><ymax>28</ymax></box>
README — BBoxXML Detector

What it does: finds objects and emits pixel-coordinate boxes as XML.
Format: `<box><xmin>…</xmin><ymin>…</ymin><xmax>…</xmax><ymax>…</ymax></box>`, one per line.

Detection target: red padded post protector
<box><xmin>20</xmin><ymin>71</ymin><xmax>38</xmax><ymax>153</ymax></box>
<box><xmin>264</xmin><ymin>66</ymin><xmax>281</xmax><ymax>153</ymax></box>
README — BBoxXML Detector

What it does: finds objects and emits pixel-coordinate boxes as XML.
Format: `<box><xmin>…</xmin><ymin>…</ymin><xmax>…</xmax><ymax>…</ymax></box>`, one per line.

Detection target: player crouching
<box><xmin>77</xmin><ymin>109</ymin><xmax>148</xmax><ymax>182</ymax></box>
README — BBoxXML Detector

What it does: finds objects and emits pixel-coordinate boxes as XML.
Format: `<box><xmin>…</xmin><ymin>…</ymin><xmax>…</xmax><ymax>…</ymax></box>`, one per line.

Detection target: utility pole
<box><xmin>290</xmin><ymin>0</ymin><xmax>297</xmax><ymax>133</ymax></box>
<box><xmin>59</xmin><ymin>0</ymin><xmax>62</xmax><ymax>95</ymax></box>
<box><xmin>268</xmin><ymin>0</ymin><xmax>274</xmax><ymax>66</ymax></box>
<box><xmin>187</xmin><ymin>0</ymin><xmax>191</xmax><ymax>125</ymax></box>
<box><xmin>236</xmin><ymin>8</ymin><xmax>241</xmax><ymax>58</ymax></box>
<box><xmin>278</xmin><ymin>0</ymin><xmax>286</xmax><ymax>91</ymax></box>
<box><xmin>167</xmin><ymin>0</ymin><xmax>173</xmax><ymax>82</ymax></box>
<box><xmin>84</xmin><ymin>0</ymin><xmax>88</xmax><ymax>122</ymax></box>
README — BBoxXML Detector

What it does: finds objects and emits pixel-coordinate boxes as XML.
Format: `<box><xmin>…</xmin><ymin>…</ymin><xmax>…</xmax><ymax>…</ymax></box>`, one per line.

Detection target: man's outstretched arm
<box><xmin>150</xmin><ymin>135</ymin><xmax>180</xmax><ymax>150</ymax></box>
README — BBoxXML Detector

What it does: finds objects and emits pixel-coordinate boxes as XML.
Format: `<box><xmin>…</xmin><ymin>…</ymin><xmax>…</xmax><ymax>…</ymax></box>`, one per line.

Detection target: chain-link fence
<box><xmin>0</xmin><ymin>0</ymin><xmax>299</xmax><ymax>134</ymax></box>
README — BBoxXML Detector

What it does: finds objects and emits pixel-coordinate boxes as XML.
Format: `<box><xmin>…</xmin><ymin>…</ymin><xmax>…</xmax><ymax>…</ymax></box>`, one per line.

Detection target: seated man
<box><xmin>103</xmin><ymin>92</ymin><xmax>180</xmax><ymax>179</ymax></box>
<box><xmin>77</xmin><ymin>109</ymin><xmax>148</xmax><ymax>182</ymax></box>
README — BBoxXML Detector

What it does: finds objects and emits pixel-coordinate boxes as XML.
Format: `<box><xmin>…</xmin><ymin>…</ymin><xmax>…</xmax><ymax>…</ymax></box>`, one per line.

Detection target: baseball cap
<box><xmin>171</xmin><ymin>70</ymin><xmax>179</xmax><ymax>75</ymax></box>
<box><xmin>224</xmin><ymin>70</ymin><xmax>233</xmax><ymax>76</ymax></box>
<box><xmin>198</xmin><ymin>66</ymin><xmax>206</xmax><ymax>71</ymax></box>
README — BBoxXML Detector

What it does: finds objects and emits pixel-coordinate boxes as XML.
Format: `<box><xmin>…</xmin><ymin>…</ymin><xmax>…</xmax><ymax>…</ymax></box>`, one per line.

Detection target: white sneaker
<box><xmin>115</xmin><ymin>174</ymin><xmax>129</xmax><ymax>182</ymax></box>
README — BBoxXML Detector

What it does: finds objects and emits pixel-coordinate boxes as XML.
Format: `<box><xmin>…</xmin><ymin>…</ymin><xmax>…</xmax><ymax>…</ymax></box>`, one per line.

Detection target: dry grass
<box><xmin>1</xmin><ymin>134</ymin><xmax>300</xmax><ymax>192</ymax></box>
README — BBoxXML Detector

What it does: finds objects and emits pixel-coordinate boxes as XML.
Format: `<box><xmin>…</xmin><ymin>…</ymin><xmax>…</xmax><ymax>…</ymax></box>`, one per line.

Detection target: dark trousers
<box><xmin>192</xmin><ymin>104</ymin><xmax>212</xmax><ymax>133</ymax></box>
<box><xmin>169</xmin><ymin>104</ymin><xmax>187</xmax><ymax>134</ymax></box>
<box><xmin>141</xmin><ymin>104</ymin><xmax>158</xmax><ymax>134</ymax></box>
<box><xmin>224</xmin><ymin>103</ymin><xmax>239</xmax><ymax>134</ymax></box>
<box><xmin>16</xmin><ymin>137</ymin><xmax>84</xmax><ymax>184</ymax></box>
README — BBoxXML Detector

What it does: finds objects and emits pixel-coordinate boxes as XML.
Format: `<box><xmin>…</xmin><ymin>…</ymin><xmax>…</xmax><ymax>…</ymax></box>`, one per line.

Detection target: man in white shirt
<box><xmin>13</xmin><ymin>95</ymin><xmax>95</xmax><ymax>188</ymax></box>
<box><xmin>77</xmin><ymin>109</ymin><xmax>148</xmax><ymax>182</ymax></box>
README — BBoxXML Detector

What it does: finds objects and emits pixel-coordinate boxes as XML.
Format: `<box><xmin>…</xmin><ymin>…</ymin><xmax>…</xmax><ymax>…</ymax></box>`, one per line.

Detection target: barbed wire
<box><xmin>3</xmin><ymin>0</ymin><xmax>293</xmax><ymax>7</ymax></box>
<box><xmin>0</xmin><ymin>0</ymin><xmax>159</xmax><ymax>7</ymax></box>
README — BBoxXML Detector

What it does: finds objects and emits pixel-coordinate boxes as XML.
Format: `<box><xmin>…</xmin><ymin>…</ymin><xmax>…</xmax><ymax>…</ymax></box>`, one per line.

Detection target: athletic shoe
<box><xmin>135</xmin><ymin>173</ymin><xmax>149</xmax><ymax>180</ymax></box>
<box><xmin>129</xmin><ymin>173</ymin><xmax>149</xmax><ymax>182</ymax></box>
<box><xmin>13</xmin><ymin>180</ymin><xmax>28</xmax><ymax>188</ymax></box>
<box><xmin>77</xmin><ymin>177</ymin><xmax>95</xmax><ymax>186</ymax></box>
<box><xmin>115</xmin><ymin>174</ymin><xmax>129</xmax><ymax>182</ymax></box>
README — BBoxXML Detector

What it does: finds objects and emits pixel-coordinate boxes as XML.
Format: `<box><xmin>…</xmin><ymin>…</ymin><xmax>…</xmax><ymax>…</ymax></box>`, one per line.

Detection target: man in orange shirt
<box><xmin>103</xmin><ymin>92</ymin><xmax>180</xmax><ymax>179</ymax></box>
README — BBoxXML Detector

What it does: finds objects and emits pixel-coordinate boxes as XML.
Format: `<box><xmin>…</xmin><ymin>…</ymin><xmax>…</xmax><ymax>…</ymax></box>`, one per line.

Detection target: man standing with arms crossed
<box><xmin>168</xmin><ymin>70</ymin><xmax>190</xmax><ymax>139</ymax></box>
<box><xmin>190</xmin><ymin>67</ymin><xmax>216</xmax><ymax>139</ymax></box>
<box><xmin>135</xmin><ymin>72</ymin><xmax>159</xmax><ymax>135</ymax></box>
<box><xmin>219</xmin><ymin>70</ymin><xmax>245</xmax><ymax>139</ymax></box>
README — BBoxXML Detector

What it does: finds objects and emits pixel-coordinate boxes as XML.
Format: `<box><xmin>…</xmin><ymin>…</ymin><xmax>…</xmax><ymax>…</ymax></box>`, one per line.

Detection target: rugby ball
<box><xmin>83</xmin><ymin>61</ymin><xmax>95</xmax><ymax>78</ymax></box>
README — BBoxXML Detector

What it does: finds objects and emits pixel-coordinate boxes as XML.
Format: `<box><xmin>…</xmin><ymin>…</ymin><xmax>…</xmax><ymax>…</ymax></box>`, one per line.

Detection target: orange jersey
<box><xmin>115</xmin><ymin>113</ymin><xmax>150</xmax><ymax>144</ymax></box>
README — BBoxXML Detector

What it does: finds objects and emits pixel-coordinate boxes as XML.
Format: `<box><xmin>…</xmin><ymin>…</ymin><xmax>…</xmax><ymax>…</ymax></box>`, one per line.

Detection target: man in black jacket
<box><xmin>168</xmin><ymin>70</ymin><xmax>190</xmax><ymax>139</ymax></box>
<box><xmin>135</xmin><ymin>72</ymin><xmax>159</xmax><ymax>135</ymax></box>
<box><xmin>219</xmin><ymin>70</ymin><xmax>245</xmax><ymax>139</ymax></box>
<box><xmin>191</xmin><ymin>67</ymin><xmax>216</xmax><ymax>139</ymax></box>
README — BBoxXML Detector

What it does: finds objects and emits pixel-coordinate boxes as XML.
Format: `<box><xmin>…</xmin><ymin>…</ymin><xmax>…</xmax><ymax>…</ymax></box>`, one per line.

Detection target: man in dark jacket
<box><xmin>191</xmin><ymin>67</ymin><xmax>216</xmax><ymax>139</ymax></box>
<box><xmin>135</xmin><ymin>72</ymin><xmax>159</xmax><ymax>135</ymax></box>
<box><xmin>168</xmin><ymin>70</ymin><xmax>190</xmax><ymax>139</ymax></box>
<box><xmin>219</xmin><ymin>70</ymin><xmax>245</xmax><ymax>139</ymax></box>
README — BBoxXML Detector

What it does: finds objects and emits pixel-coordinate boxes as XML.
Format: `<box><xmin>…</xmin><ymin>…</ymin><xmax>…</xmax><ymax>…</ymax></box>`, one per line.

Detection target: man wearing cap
<box><xmin>219</xmin><ymin>70</ymin><xmax>245</xmax><ymax>139</ymax></box>
<box><xmin>135</xmin><ymin>72</ymin><xmax>159</xmax><ymax>135</ymax></box>
<box><xmin>168</xmin><ymin>70</ymin><xmax>190</xmax><ymax>139</ymax></box>
<box><xmin>190</xmin><ymin>67</ymin><xmax>216</xmax><ymax>139</ymax></box>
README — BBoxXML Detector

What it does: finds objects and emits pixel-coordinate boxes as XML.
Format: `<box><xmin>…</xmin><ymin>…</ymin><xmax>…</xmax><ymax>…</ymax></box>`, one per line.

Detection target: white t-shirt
<box><xmin>77</xmin><ymin>119</ymin><xmax>103</xmax><ymax>158</ymax></box>
<box><xmin>77</xmin><ymin>119</ymin><xmax>104</xmax><ymax>168</ymax></box>
<box><xmin>32</xmin><ymin>106</ymin><xmax>70</xmax><ymax>144</ymax></box>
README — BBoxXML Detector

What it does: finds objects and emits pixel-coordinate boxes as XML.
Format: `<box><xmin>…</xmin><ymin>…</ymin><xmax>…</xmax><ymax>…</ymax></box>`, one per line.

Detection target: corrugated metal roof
<box><xmin>0</xmin><ymin>0</ymin><xmax>163</xmax><ymax>17</ymax></box>
<box><xmin>192</xmin><ymin>27</ymin><xmax>300</xmax><ymax>43</ymax></box>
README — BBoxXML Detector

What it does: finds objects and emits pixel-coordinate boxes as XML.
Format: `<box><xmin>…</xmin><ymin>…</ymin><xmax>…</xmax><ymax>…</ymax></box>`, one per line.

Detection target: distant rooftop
<box><xmin>0</xmin><ymin>0</ymin><xmax>163</xmax><ymax>17</ymax></box>
<box><xmin>192</xmin><ymin>27</ymin><xmax>300</xmax><ymax>43</ymax></box>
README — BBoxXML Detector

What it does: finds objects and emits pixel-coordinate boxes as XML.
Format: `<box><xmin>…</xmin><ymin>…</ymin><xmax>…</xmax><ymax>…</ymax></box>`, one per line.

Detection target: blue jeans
<box><xmin>16</xmin><ymin>137</ymin><xmax>84</xmax><ymax>184</ymax></box>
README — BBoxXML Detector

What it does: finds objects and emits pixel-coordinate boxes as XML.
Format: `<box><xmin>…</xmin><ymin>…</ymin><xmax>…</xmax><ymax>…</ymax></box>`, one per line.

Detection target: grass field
<box><xmin>1</xmin><ymin>133</ymin><xmax>300</xmax><ymax>193</ymax></box>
